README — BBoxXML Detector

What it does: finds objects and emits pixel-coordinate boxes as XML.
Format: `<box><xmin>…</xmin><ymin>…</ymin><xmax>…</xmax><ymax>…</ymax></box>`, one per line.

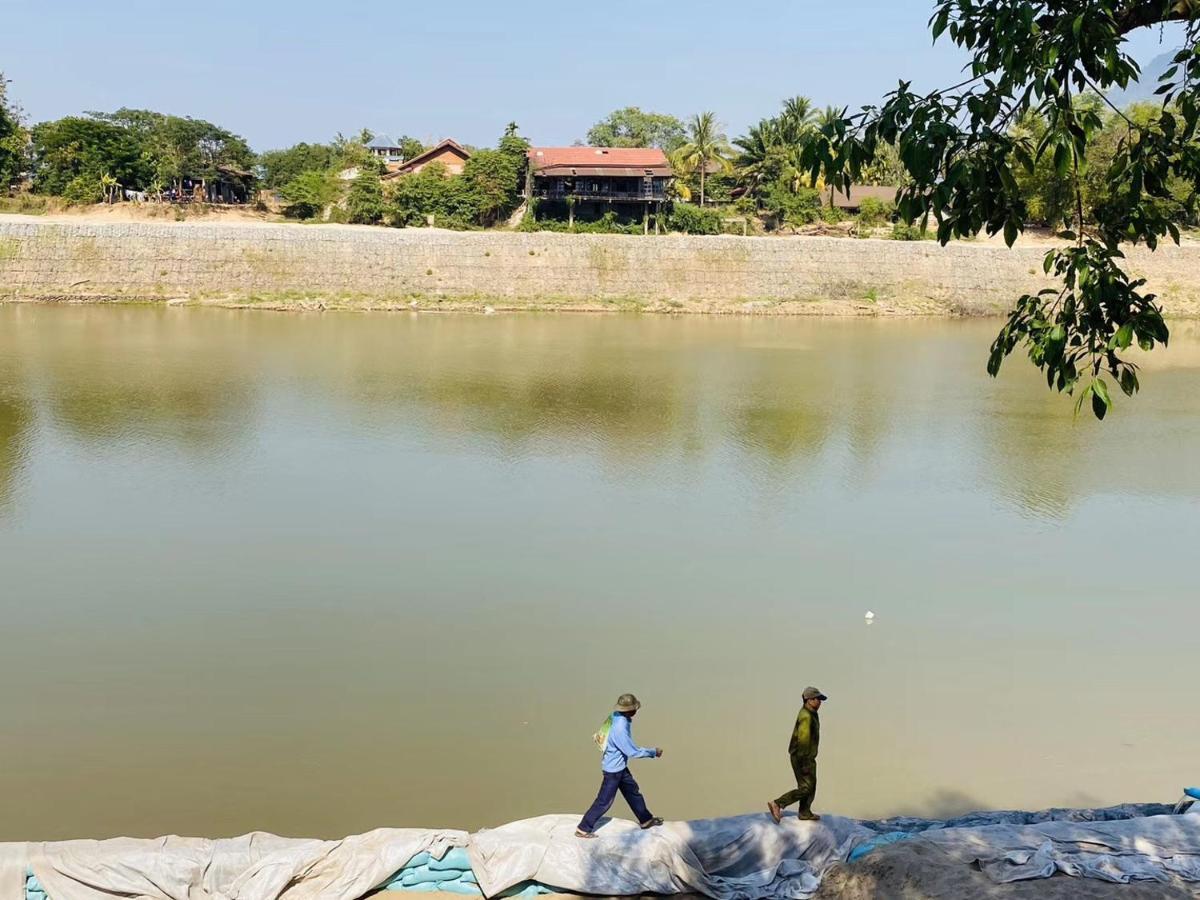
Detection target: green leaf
<box><xmin>1074</xmin><ymin>384</ymin><xmax>1094</xmax><ymax>416</ymax></box>
<box><xmin>932</xmin><ymin>7</ymin><xmax>951</xmax><ymax>39</ymax></box>
<box><xmin>1113</xmin><ymin>322</ymin><xmax>1133</xmax><ymax>350</ymax></box>
<box><xmin>1119</xmin><ymin>368</ymin><xmax>1139</xmax><ymax>396</ymax></box>
<box><xmin>1053</xmin><ymin>143</ymin><xmax>1069</xmax><ymax>178</ymax></box>
<box><xmin>1003</xmin><ymin>220</ymin><xmax>1018</xmax><ymax>247</ymax></box>
<box><xmin>1093</xmin><ymin>378</ymin><xmax>1111</xmax><ymax>416</ymax></box>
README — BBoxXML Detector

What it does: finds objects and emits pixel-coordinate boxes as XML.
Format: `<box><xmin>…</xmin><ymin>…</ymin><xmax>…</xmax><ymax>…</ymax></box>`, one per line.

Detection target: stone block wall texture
<box><xmin>2</xmin><ymin>221</ymin><xmax>1199</xmax><ymax>313</ymax></box>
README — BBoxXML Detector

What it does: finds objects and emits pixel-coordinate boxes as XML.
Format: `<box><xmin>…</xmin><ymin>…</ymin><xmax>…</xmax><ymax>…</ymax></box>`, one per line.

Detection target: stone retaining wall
<box><xmin>2</xmin><ymin>220</ymin><xmax>1199</xmax><ymax>315</ymax></box>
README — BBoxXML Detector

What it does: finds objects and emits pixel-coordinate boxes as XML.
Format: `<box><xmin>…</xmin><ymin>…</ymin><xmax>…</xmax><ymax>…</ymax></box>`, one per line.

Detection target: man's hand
<box><xmin>656</xmin><ymin>748</ymin><xmax>664</xmax><ymax>758</ymax></box>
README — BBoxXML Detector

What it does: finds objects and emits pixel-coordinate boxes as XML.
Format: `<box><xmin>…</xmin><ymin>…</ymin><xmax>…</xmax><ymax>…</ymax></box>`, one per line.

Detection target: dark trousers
<box><xmin>578</xmin><ymin>768</ymin><xmax>653</xmax><ymax>833</ymax></box>
<box><xmin>775</xmin><ymin>755</ymin><xmax>817</xmax><ymax>813</ymax></box>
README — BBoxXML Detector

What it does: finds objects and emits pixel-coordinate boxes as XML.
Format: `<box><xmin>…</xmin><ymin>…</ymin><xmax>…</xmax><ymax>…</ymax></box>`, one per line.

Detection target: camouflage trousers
<box><xmin>774</xmin><ymin>755</ymin><xmax>817</xmax><ymax>813</ymax></box>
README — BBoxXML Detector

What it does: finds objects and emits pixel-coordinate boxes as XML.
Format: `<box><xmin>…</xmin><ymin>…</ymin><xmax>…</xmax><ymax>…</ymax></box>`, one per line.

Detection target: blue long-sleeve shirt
<box><xmin>602</xmin><ymin>712</ymin><xmax>658</xmax><ymax>773</ymax></box>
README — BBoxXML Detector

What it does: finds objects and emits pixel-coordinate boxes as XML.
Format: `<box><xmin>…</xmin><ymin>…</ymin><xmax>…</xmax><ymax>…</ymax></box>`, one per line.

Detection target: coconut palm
<box><xmin>678</xmin><ymin>112</ymin><xmax>734</xmax><ymax>206</ymax></box>
<box><xmin>666</xmin><ymin>147</ymin><xmax>695</xmax><ymax>202</ymax></box>
<box><xmin>734</xmin><ymin>97</ymin><xmax>820</xmax><ymax>201</ymax></box>
<box><xmin>733</xmin><ymin>119</ymin><xmax>780</xmax><ymax>196</ymax></box>
<box><xmin>778</xmin><ymin>96</ymin><xmax>817</xmax><ymax>146</ymax></box>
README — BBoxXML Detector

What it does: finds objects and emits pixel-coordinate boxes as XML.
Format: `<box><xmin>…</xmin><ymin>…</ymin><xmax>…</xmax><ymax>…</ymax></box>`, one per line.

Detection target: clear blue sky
<box><xmin>2</xmin><ymin>0</ymin><xmax>1184</xmax><ymax>152</ymax></box>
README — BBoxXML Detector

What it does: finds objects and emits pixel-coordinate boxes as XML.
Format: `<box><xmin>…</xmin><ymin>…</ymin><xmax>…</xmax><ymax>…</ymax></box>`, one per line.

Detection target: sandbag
<box><xmin>429</xmin><ymin>848</ymin><xmax>472</xmax><ymax>872</ymax></box>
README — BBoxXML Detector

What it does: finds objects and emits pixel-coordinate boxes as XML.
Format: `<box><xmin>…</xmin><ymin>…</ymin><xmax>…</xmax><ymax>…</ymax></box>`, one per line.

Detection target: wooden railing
<box><xmin>531</xmin><ymin>187</ymin><xmax>667</xmax><ymax>202</ymax></box>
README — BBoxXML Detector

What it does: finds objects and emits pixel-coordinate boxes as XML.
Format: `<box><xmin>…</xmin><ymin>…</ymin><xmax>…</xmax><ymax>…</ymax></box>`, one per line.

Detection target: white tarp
<box><xmin>467</xmin><ymin>813</ymin><xmax>870</xmax><ymax>900</ymax></box>
<box><xmin>915</xmin><ymin>812</ymin><xmax>1200</xmax><ymax>884</ymax></box>
<box><xmin>1</xmin><ymin>828</ymin><xmax>467</xmax><ymax>900</ymax></box>
<box><xmin>4</xmin><ymin>808</ymin><xmax>1200</xmax><ymax>900</ymax></box>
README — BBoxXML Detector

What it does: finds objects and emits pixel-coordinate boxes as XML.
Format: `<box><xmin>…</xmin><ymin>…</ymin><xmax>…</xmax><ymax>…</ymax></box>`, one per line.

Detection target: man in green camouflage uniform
<box><xmin>767</xmin><ymin>686</ymin><xmax>826</xmax><ymax>823</ymax></box>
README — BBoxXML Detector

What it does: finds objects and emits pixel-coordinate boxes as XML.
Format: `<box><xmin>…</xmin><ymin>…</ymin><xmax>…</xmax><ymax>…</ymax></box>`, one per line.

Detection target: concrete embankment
<box><xmin>2</xmin><ymin>219</ymin><xmax>1200</xmax><ymax>315</ymax></box>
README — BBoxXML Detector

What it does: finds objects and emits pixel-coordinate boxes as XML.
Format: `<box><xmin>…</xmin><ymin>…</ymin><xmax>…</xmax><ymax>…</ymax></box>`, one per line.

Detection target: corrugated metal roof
<box><xmin>535</xmin><ymin>165</ymin><xmax>672</xmax><ymax>177</ymax></box>
<box><xmin>367</xmin><ymin>134</ymin><xmax>399</xmax><ymax>149</ymax></box>
<box><xmin>528</xmin><ymin>147</ymin><xmax>671</xmax><ymax>171</ymax></box>
<box><xmin>830</xmin><ymin>185</ymin><xmax>900</xmax><ymax>208</ymax></box>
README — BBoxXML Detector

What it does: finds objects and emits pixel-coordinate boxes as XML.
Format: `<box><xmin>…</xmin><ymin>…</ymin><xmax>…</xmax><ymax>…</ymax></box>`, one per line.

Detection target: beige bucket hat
<box><xmin>615</xmin><ymin>693</ymin><xmax>642</xmax><ymax>712</ymax></box>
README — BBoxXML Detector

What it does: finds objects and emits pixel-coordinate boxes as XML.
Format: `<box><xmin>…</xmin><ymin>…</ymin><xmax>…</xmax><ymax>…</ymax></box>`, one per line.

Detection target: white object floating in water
<box><xmin>483</xmin><ymin>305</ymin><xmax>497</xmax><ymax>315</ymax></box>
<box><xmin>864</xmin><ymin>610</ymin><xmax>876</xmax><ymax>623</ymax></box>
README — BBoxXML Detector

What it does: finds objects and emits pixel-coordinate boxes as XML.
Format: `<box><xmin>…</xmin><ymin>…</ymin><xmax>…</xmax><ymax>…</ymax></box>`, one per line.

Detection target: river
<box><xmin>0</xmin><ymin>305</ymin><xmax>1197</xmax><ymax>841</ymax></box>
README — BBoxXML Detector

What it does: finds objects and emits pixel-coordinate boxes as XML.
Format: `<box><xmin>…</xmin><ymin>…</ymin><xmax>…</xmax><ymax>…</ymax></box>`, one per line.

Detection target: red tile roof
<box><xmin>528</xmin><ymin>147</ymin><xmax>670</xmax><ymax>171</ymax></box>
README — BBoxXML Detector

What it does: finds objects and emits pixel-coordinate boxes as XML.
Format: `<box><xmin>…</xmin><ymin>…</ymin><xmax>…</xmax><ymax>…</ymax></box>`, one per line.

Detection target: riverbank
<box><xmin>3</xmin><ymin>217</ymin><xmax>1200</xmax><ymax>316</ymax></box>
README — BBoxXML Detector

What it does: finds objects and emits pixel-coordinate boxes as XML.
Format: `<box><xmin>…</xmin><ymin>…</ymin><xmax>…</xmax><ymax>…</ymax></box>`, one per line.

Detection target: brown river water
<box><xmin>0</xmin><ymin>305</ymin><xmax>1197</xmax><ymax>841</ymax></box>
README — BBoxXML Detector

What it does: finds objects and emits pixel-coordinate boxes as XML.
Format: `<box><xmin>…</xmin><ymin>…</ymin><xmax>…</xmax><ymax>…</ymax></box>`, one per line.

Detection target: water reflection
<box><xmin>0</xmin><ymin>306</ymin><xmax>254</xmax><ymax>456</ymax></box>
<box><xmin>0</xmin><ymin>391</ymin><xmax>33</xmax><ymax>514</ymax></box>
<box><xmin>4</xmin><ymin>309</ymin><xmax>1194</xmax><ymax>515</ymax></box>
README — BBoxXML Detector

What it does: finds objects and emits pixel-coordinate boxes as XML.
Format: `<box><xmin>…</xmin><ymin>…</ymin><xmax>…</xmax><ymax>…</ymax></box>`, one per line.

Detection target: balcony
<box><xmin>531</xmin><ymin>186</ymin><xmax>667</xmax><ymax>203</ymax></box>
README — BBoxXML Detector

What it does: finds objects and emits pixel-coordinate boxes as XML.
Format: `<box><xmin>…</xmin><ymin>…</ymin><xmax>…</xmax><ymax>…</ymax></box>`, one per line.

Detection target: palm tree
<box><xmin>678</xmin><ymin>112</ymin><xmax>734</xmax><ymax>205</ymax></box>
<box><xmin>666</xmin><ymin>147</ymin><xmax>695</xmax><ymax>202</ymax></box>
<box><xmin>733</xmin><ymin>119</ymin><xmax>779</xmax><ymax>195</ymax></box>
<box><xmin>778</xmin><ymin>96</ymin><xmax>817</xmax><ymax>146</ymax></box>
<box><xmin>733</xmin><ymin>97</ymin><xmax>820</xmax><ymax>202</ymax></box>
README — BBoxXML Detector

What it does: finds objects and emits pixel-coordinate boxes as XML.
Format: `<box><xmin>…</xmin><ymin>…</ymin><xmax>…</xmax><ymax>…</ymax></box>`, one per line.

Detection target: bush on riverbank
<box><xmin>666</xmin><ymin>203</ymin><xmax>724</xmax><ymax>235</ymax></box>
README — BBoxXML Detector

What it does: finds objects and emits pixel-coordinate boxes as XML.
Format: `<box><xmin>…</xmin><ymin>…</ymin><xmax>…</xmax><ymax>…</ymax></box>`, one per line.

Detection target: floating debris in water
<box><xmin>864</xmin><ymin>610</ymin><xmax>876</xmax><ymax>625</ymax></box>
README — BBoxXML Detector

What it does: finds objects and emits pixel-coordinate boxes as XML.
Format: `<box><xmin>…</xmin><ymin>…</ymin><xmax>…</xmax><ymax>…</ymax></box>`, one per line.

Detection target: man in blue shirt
<box><xmin>576</xmin><ymin>693</ymin><xmax>664</xmax><ymax>838</ymax></box>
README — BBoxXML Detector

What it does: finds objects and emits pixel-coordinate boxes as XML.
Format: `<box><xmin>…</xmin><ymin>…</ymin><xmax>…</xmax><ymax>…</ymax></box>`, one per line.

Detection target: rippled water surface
<box><xmin>1</xmin><ymin>305</ymin><xmax>1197</xmax><ymax>840</ymax></box>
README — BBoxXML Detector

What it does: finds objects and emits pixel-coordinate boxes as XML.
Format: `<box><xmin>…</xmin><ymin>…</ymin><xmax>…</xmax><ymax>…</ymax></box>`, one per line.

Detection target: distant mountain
<box><xmin>1107</xmin><ymin>51</ymin><xmax>1178</xmax><ymax>109</ymax></box>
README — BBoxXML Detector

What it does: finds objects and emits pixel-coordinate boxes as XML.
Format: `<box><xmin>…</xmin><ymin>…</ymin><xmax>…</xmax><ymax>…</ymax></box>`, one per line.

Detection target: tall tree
<box><xmin>778</xmin><ymin>96</ymin><xmax>817</xmax><ymax>145</ymax></box>
<box><xmin>586</xmin><ymin>107</ymin><xmax>688</xmax><ymax>151</ymax></box>
<box><xmin>734</xmin><ymin>97</ymin><xmax>820</xmax><ymax>202</ymax></box>
<box><xmin>257</xmin><ymin>143</ymin><xmax>337</xmax><ymax>189</ymax></box>
<box><xmin>346</xmin><ymin>170</ymin><xmax>384</xmax><ymax>224</ymax></box>
<box><xmin>397</xmin><ymin>135</ymin><xmax>425</xmax><ymax>161</ymax></box>
<box><xmin>30</xmin><ymin>116</ymin><xmax>148</xmax><ymax>197</ymax></box>
<box><xmin>91</xmin><ymin>109</ymin><xmax>254</xmax><ymax>196</ymax></box>
<box><xmin>0</xmin><ymin>72</ymin><xmax>26</xmax><ymax>188</ymax></box>
<box><xmin>805</xmin><ymin>0</ymin><xmax>1200</xmax><ymax>418</ymax></box>
<box><xmin>678</xmin><ymin>112</ymin><xmax>734</xmax><ymax>205</ymax></box>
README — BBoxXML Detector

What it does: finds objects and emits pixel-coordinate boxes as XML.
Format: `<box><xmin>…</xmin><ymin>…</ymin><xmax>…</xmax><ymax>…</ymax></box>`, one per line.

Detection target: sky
<box><xmin>2</xmin><ymin>0</ymin><xmax>1187</xmax><ymax>152</ymax></box>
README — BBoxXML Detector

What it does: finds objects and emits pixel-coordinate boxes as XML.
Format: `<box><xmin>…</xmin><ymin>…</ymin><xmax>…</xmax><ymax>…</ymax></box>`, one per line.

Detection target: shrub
<box><xmin>761</xmin><ymin>182</ymin><xmax>822</xmax><ymax>228</ymax></box>
<box><xmin>280</xmin><ymin>169</ymin><xmax>337</xmax><ymax>219</ymax></box>
<box><xmin>574</xmin><ymin>211</ymin><xmax>643</xmax><ymax>234</ymax></box>
<box><xmin>819</xmin><ymin>203</ymin><xmax>846</xmax><ymax>224</ymax></box>
<box><xmin>856</xmin><ymin>196</ymin><xmax>895</xmax><ymax>227</ymax></box>
<box><xmin>387</xmin><ymin>164</ymin><xmax>481</xmax><ymax>229</ymax></box>
<box><xmin>890</xmin><ymin>222</ymin><xmax>934</xmax><ymax>241</ymax></box>
<box><xmin>62</xmin><ymin>175</ymin><xmax>102</xmax><ymax>205</ymax></box>
<box><xmin>462</xmin><ymin>149</ymin><xmax>522</xmax><ymax>225</ymax></box>
<box><xmin>346</xmin><ymin>170</ymin><xmax>384</xmax><ymax>224</ymax></box>
<box><xmin>667</xmin><ymin>203</ymin><xmax>723</xmax><ymax>235</ymax></box>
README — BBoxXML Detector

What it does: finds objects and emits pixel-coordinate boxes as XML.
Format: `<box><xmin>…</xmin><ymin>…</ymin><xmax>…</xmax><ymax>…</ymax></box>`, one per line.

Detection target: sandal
<box><xmin>575</xmin><ymin>829</ymin><xmax>597</xmax><ymax>839</ymax></box>
<box><xmin>639</xmin><ymin>817</ymin><xmax>664</xmax><ymax>830</ymax></box>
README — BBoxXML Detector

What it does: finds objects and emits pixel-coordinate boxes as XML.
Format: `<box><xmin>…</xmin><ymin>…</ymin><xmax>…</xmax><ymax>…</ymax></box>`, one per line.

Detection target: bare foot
<box><xmin>767</xmin><ymin>801</ymin><xmax>783</xmax><ymax>824</ymax></box>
